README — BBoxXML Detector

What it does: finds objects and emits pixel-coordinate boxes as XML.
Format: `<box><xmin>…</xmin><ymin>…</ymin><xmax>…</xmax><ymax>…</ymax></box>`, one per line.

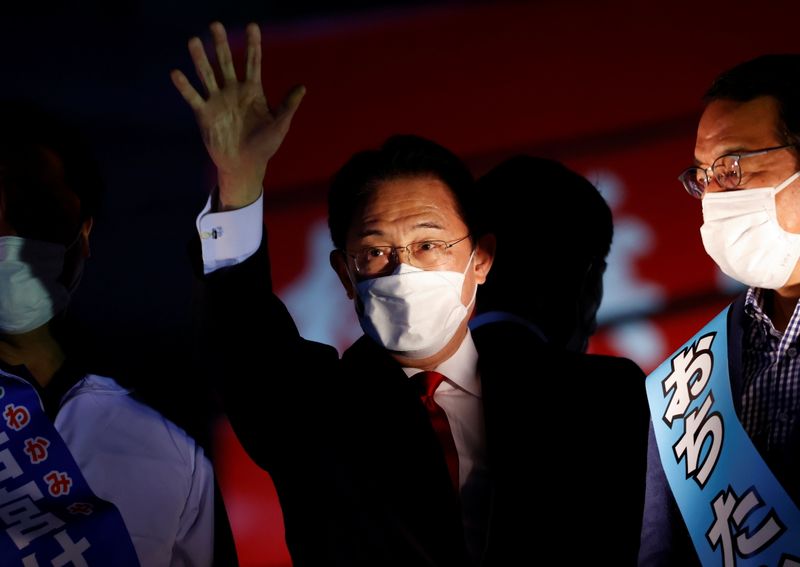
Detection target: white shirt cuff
<box><xmin>196</xmin><ymin>189</ymin><xmax>264</xmax><ymax>274</ymax></box>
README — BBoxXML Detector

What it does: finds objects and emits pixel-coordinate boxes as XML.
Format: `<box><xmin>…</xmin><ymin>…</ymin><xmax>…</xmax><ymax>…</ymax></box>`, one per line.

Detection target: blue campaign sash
<box><xmin>0</xmin><ymin>372</ymin><xmax>140</xmax><ymax>566</ymax></box>
<box><xmin>645</xmin><ymin>305</ymin><xmax>800</xmax><ymax>566</ymax></box>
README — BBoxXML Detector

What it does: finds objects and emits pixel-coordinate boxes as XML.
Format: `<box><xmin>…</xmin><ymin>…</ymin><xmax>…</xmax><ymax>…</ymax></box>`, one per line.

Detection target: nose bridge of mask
<box><xmin>392</xmin><ymin>261</ymin><xmax>423</xmax><ymax>275</ymax></box>
<box><xmin>0</xmin><ymin>235</ymin><xmax>67</xmax><ymax>267</ymax></box>
<box><xmin>390</xmin><ymin>246</ymin><xmax>475</xmax><ymax>275</ymax></box>
<box><xmin>352</xmin><ymin>245</ymin><xmax>477</xmax><ymax>311</ymax></box>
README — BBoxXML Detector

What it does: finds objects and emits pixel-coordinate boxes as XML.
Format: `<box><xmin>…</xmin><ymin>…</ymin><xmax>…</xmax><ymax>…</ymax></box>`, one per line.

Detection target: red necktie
<box><xmin>412</xmin><ymin>371</ymin><xmax>460</xmax><ymax>492</ymax></box>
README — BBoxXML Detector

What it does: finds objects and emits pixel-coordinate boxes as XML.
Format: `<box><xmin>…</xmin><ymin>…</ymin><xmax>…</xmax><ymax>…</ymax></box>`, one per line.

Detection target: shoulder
<box><xmin>55</xmin><ymin>375</ymin><xmax>213</xmax><ymax>565</ymax></box>
<box><xmin>56</xmin><ymin>375</ymin><xmax>208</xmax><ymax>472</ymax></box>
<box><xmin>472</xmin><ymin>320</ymin><xmax>548</xmax><ymax>359</ymax></box>
<box><xmin>569</xmin><ymin>352</ymin><xmax>647</xmax><ymax>379</ymax></box>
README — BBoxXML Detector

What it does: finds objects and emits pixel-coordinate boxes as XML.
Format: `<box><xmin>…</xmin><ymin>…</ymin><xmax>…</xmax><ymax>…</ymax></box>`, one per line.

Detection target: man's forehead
<box><xmin>695</xmin><ymin>97</ymin><xmax>782</xmax><ymax>161</ymax></box>
<box><xmin>360</xmin><ymin>178</ymin><xmax>461</xmax><ymax>218</ymax></box>
<box><xmin>369</xmin><ymin>176</ymin><xmax>460</xmax><ymax>208</ymax></box>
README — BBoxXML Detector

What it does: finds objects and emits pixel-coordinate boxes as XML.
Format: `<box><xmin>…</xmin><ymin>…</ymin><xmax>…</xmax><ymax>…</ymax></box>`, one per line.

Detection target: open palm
<box><xmin>171</xmin><ymin>22</ymin><xmax>305</xmax><ymax>209</ymax></box>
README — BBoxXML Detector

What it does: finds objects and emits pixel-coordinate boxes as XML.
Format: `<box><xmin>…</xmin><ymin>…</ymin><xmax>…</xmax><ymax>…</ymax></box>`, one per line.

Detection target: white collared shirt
<box><xmin>401</xmin><ymin>331</ymin><xmax>487</xmax><ymax>492</ymax></box>
<box><xmin>0</xmin><ymin>370</ymin><xmax>214</xmax><ymax>567</ymax></box>
<box><xmin>196</xmin><ymin>190</ymin><xmax>264</xmax><ymax>274</ymax></box>
<box><xmin>402</xmin><ymin>331</ymin><xmax>489</xmax><ymax>560</ymax></box>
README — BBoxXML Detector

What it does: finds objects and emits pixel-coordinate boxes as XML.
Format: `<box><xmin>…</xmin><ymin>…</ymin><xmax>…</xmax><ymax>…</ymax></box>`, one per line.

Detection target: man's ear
<box><xmin>472</xmin><ymin>233</ymin><xmax>496</xmax><ymax>285</ymax></box>
<box><xmin>330</xmin><ymin>249</ymin><xmax>356</xmax><ymax>299</ymax></box>
<box><xmin>79</xmin><ymin>217</ymin><xmax>93</xmax><ymax>258</ymax></box>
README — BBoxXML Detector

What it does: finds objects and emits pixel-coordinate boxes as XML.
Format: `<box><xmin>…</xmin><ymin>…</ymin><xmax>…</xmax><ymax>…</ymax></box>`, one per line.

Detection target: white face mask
<box><xmin>353</xmin><ymin>251</ymin><xmax>476</xmax><ymax>359</ymax></box>
<box><xmin>0</xmin><ymin>236</ymin><xmax>73</xmax><ymax>334</ymax></box>
<box><xmin>700</xmin><ymin>171</ymin><xmax>800</xmax><ymax>289</ymax></box>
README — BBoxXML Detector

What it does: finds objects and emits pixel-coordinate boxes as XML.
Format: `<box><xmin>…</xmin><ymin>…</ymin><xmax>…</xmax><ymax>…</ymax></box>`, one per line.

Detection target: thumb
<box><xmin>275</xmin><ymin>84</ymin><xmax>306</xmax><ymax>123</ymax></box>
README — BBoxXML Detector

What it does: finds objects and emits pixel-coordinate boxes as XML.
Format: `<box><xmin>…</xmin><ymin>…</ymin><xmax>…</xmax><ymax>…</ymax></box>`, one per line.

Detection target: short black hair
<box><xmin>476</xmin><ymin>155</ymin><xmax>612</xmax><ymax>316</ymax></box>
<box><xmin>705</xmin><ymin>54</ymin><xmax>800</xmax><ymax>149</ymax></box>
<box><xmin>0</xmin><ymin>99</ymin><xmax>103</xmax><ymax>241</ymax></box>
<box><xmin>327</xmin><ymin>134</ymin><xmax>477</xmax><ymax>251</ymax></box>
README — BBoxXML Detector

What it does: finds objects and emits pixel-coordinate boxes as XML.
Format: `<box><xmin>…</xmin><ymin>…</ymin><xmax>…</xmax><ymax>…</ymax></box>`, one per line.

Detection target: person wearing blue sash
<box><xmin>469</xmin><ymin>156</ymin><xmax>649</xmax><ymax>564</ymax></box>
<box><xmin>639</xmin><ymin>55</ymin><xmax>800</xmax><ymax>565</ymax></box>
<box><xmin>0</xmin><ymin>101</ymin><xmax>216</xmax><ymax>566</ymax></box>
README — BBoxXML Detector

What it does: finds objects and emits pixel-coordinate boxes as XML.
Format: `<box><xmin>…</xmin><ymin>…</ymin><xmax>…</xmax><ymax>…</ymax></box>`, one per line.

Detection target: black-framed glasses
<box><xmin>678</xmin><ymin>144</ymin><xmax>797</xmax><ymax>199</ymax></box>
<box><xmin>347</xmin><ymin>234</ymin><xmax>471</xmax><ymax>277</ymax></box>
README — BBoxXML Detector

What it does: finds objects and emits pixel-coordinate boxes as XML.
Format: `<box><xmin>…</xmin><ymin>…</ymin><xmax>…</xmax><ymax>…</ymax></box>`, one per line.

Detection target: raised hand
<box><xmin>171</xmin><ymin>22</ymin><xmax>305</xmax><ymax>210</ymax></box>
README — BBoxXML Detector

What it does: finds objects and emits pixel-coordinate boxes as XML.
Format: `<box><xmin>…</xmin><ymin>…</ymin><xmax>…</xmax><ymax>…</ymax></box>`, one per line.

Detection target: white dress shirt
<box><xmin>196</xmin><ymin>190</ymin><xmax>264</xmax><ymax>274</ymax></box>
<box><xmin>401</xmin><ymin>331</ymin><xmax>487</xmax><ymax>493</ymax></box>
<box><xmin>402</xmin><ymin>331</ymin><xmax>489</xmax><ymax>560</ymax></box>
<box><xmin>57</xmin><ymin>375</ymin><xmax>215</xmax><ymax>567</ymax></box>
<box><xmin>1</xmin><ymin>370</ymin><xmax>215</xmax><ymax>567</ymax></box>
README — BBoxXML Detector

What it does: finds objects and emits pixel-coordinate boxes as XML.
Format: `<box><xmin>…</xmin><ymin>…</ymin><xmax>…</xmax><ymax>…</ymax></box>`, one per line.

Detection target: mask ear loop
<box><xmin>57</xmin><ymin>226</ymin><xmax>88</xmax><ymax>295</ymax></box>
<box><xmin>462</xmin><ymin>248</ymin><xmax>478</xmax><ymax>311</ymax></box>
<box><xmin>775</xmin><ymin>171</ymin><xmax>800</xmax><ymax>195</ymax></box>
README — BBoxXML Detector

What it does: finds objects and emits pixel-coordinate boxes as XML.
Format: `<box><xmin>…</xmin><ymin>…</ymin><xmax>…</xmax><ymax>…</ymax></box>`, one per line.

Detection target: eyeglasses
<box><xmin>347</xmin><ymin>234</ymin><xmax>471</xmax><ymax>277</ymax></box>
<box><xmin>678</xmin><ymin>144</ymin><xmax>797</xmax><ymax>199</ymax></box>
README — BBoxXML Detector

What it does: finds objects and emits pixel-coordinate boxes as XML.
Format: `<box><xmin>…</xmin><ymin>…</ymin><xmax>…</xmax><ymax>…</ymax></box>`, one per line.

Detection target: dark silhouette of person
<box><xmin>470</xmin><ymin>155</ymin><xmax>650</xmax><ymax>565</ymax></box>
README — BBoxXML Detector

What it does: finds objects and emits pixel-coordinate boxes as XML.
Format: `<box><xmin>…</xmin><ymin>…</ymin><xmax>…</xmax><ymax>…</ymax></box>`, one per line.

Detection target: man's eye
<box><xmin>366</xmin><ymin>247</ymin><xmax>386</xmax><ymax>258</ymax></box>
<box><xmin>417</xmin><ymin>241</ymin><xmax>437</xmax><ymax>252</ymax></box>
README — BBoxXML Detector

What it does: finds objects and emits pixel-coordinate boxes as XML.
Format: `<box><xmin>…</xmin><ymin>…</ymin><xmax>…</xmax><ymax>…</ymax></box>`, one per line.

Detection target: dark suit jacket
<box><xmin>200</xmin><ymin>237</ymin><xmax>649</xmax><ymax>566</ymax></box>
<box><xmin>638</xmin><ymin>293</ymin><xmax>800</xmax><ymax>566</ymax></box>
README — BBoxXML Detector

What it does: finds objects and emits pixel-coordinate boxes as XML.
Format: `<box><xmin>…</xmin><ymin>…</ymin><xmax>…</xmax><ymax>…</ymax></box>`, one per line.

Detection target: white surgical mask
<box><xmin>354</xmin><ymin>251</ymin><xmax>476</xmax><ymax>359</ymax></box>
<box><xmin>0</xmin><ymin>236</ymin><xmax>73</xmax><ymax>334</ymax></box>
<box><xmin>700</xmin><ymin>171</ymin><xmax>800</xmax><ymax>289</ymax></box>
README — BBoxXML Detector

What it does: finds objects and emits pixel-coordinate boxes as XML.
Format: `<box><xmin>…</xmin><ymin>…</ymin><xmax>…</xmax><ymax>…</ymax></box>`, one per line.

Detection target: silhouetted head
<box><xmin>476</xmin><ymin>155</ymin><xmax>612</xmax><ymax>351</ymax></box>
<box><xmin>0</xmin><ymin>100</ymin><xmax>102</xmax><ymax>244</ymax></box>
<box><xmin>0</xmin><ymin>100</ymin><xmax>102</xmax><ymax>336</ymax></box>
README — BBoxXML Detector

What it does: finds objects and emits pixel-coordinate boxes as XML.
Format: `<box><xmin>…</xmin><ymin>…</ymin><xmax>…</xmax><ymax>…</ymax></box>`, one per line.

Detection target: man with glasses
<box><xmin>640</xmin><ymin>55</ymin><xmax>800</xmax><ymax>565</ymax></box>
<box><xmin>173</xmin><ymin>22</ymin><xmax>514</xmax><ymax>565</ymax></box>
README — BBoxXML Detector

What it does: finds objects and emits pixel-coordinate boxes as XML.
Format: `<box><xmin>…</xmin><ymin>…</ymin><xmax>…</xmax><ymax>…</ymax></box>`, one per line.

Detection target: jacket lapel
<box><xmin>726</xmin><ymin>292</ymin><xmax>748</xmax><ymax>415</ymax></box>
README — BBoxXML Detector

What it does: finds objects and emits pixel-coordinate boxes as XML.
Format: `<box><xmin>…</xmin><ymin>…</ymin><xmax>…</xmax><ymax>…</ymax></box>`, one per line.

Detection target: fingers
<box><xmin>188</xmin><ymin>36</ymin><xmax>219</xmax><ymax>94</ymax></box>
<box><xmin>276</xmin><ymin>84</ymin><xmax>307</xmax><ymax>124</ymax></box>
<box><xmin>245</xmin><ymin>23</ymin><xmax>262</xmax><ymax>85</ymax></box>
<box><xmin>210</xmin><ymin>21</ymin><xmax>238</xmax><ymax>86</ymax></box>
<box><xmin>170</xmin><ymin>69</ymin><xmax>206</xmax><ymax>112</ymax></box>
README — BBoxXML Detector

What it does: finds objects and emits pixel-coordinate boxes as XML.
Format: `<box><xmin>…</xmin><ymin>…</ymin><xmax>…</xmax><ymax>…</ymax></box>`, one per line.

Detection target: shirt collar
<box><xmin>745</xmin><ymin>286</ymin><xmax>800</xmax><ymax>339</ymax></box>
<box><xmin>0</xmin><ymin>359</ymin><xmax>86</xmax><ymax>420</ymax></box>
<box><xmin>744</xmin><ymin>287</ymin><xmax>763</xmax><ymax>316</ymax></box>
<box><xmin>402</xmin><ymin>330</ymin><xmax>482</xmax><ymax>398</ymax></box>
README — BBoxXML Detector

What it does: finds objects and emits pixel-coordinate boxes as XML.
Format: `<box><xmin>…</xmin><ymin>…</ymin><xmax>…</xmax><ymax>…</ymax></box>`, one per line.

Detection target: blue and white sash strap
<box><xmin>0</xmin><ymin>372</ymin><xmax>140</xmax><ymax>566</ymax></box>
<box><xmin>645</xmin><ymin>306</ymin><xmax>800</xmax><ymax>566</ymax></box>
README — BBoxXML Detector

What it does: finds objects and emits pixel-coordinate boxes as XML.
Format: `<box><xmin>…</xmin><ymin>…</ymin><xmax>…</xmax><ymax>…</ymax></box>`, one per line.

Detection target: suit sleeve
<box><xmin>194</xmin><ymin>227</ymin><xmax>340</xmax><ymax>472</ymax></box>
<box><xmin>638</xmin><ymin>422</ymin><xmax>701</xmax><ymax>566</ymax></box>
